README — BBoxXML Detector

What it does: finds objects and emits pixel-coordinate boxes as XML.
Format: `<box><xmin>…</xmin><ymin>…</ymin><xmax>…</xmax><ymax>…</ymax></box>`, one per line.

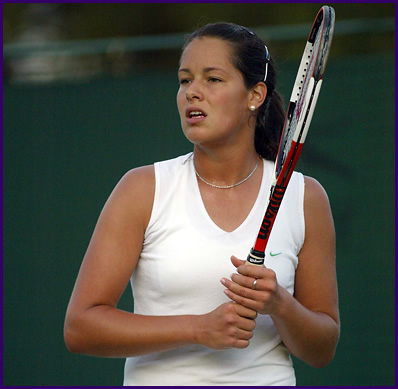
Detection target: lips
<box><xmin>185</xmin><ymin>107</ymin><xmax>207</xmax><ymax>125</ymax></box>
<box><xmin>185</xmin><ymin>107</ymin><xmax>207</xmax><ymax>119</ymax></box>
<box><xmin>189</xmin><ymin>110</ymin><xmax>205</xmax><ymax>118</ymax></box>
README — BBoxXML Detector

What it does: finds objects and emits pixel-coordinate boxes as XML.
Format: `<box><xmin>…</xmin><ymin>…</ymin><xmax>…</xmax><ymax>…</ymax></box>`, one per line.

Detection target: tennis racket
<box><xmin>247</xmin><ymin>5</ymin><xmax>335</xmax><ymax>266</ymax></box>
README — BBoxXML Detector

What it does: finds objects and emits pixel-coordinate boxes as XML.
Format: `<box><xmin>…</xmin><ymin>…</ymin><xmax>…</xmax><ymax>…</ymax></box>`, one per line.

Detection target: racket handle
<box><xmin>246</xmin><ymin>248</ymin><xmax>265</xmax><ymax>266</ymax></box>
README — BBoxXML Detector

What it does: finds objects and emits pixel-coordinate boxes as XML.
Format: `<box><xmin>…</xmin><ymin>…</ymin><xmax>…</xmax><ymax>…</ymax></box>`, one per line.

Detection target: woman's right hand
<box><xmin>195</xmin><ymin>302</ymin><xmax>257</xmax><ymax>350</ymax></box>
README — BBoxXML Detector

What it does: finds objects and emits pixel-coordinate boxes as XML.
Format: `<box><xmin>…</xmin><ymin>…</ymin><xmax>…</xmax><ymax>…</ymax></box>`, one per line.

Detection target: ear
<box><xmin>248</xmin><ymin>82</ymin><xmax>267</xmax><ymax>110</ymax></box>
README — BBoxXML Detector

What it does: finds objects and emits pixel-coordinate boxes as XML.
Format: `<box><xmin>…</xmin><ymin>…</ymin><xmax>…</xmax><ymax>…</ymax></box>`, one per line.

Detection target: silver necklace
<box><xmin>194</xmin><ymin>157</ymin><xmax>259</xmax><ymax>189</ymax></box>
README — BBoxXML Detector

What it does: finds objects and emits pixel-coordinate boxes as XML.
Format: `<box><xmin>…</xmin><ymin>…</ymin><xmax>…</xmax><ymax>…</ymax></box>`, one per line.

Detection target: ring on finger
<box><xmin>252</xmin><ymin>278</ymin><xmax>258</xmax><ymax>290</ymax></box>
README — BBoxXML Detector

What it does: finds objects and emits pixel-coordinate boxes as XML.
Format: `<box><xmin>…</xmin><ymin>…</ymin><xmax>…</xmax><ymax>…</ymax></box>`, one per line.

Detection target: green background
<box><xmin>3</xmin><ymin>3</ymin><xmax>395</xmax><ymax>387</ymax></box>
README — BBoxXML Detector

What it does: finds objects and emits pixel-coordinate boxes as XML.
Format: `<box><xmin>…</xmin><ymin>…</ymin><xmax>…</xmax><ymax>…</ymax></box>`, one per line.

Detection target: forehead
<box><xmin>180</xmin><ymin>37</ymin><xmax>235</xmax><ymax>69</ymax></box>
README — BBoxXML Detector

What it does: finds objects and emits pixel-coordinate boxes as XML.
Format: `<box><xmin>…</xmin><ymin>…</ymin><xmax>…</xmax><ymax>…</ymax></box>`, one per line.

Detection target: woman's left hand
<box><xmin>220</xmin><ymin>256</ymin><xmax>283</xmax><ymax>316</ymax></box>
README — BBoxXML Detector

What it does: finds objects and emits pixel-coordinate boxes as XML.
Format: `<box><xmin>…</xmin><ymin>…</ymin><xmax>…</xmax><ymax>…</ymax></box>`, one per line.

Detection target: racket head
<box><xmin>275</xmin><ymin>5</ymin><xmax>335</xmax><ymax>181</ymax></box>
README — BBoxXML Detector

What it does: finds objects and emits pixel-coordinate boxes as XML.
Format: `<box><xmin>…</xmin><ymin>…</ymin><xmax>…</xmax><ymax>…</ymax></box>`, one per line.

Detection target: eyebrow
<box><xmin>178</xmin><ymin>67</ymin><xmax>227</xmax><ymax>74</ymax></box>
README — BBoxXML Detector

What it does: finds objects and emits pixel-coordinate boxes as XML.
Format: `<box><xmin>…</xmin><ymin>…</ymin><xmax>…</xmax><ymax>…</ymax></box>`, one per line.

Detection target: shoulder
<box><xmin>120</xmin><ymin>164</ymin><xmax>155</xmax><ymax>188</ymax></box>
<box><xmin>114</xmin><ymin>165</ymin><xmax>155</xmax><ymax>201</ymax></box>
<box><xmin>110</xmin><ymin>154</ymin><xmax>191</xmax><ymax>225</ymax></box>
<box><xmin>302</xmin><ymin>175</ymin><xmax>334</xmax><ymax>233</ymax></box>
<box><xmin>303</xmin><ymin>176</ymin><xmax>331</xmax><ymax>208</ymax></box>
<box><xmin>116</xmin><ymin>153</ymin><xmax>190</xmax><ymax>203</ymax></box>
<box><xmin>104</xmin><ymin>165</ymin><xmax>155</xmax><ymax>232</ymax></box>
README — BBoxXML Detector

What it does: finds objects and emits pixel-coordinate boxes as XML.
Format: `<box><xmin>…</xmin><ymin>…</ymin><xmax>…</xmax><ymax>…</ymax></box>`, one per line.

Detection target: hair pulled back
<box><xmin>182</xmin><ymin>22</ymin><xmax>285</xmax><ymax>161</ymax></box>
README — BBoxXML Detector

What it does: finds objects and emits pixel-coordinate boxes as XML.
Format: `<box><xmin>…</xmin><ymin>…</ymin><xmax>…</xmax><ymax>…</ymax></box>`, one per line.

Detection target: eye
<box><xmin>178</xmin><ymin>78</ymin><xmax>191</xmax><ymax>85</ymax></box>
<box><xmin>208</xmin><ymin>77</ymin><xmax>222</xmax><ymax>83</ymax></box>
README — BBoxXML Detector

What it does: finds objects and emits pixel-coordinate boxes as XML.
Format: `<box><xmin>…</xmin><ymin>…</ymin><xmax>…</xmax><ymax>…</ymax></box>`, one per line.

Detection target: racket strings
<box><xmin>283</xmin><ymin>25</ymin><xmax>322</xmax><ymax>160</ymax></box>
<box><xmin>280</xmin><ymin>26</ymin><xmax>323</xmax><ymax>167</ymax></box>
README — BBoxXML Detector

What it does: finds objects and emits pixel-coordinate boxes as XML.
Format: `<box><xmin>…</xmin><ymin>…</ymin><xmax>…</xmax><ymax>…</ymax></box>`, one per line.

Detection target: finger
<box><xmin>238</xmin><ymin>264</ymin><xmax>275</xmax><ymax>283</ymax></box>
<box><xmin>236</xmin><ymin>264</ymin><xmax>264</xmax><ymax>278</ymax></box>
<box><xmin>224</xmin><ymin>287</ymin><xmax>258</xmax><ymax>311</ymax></box>
<box><xmin>234</xmin><ymin>303</ymin><xmax>258</xmax><ymax>320</ymax></box>
<box><xmin>230</xmin><ymin>273</ymin><xmax>259</xmax><ymax>290</ymax></box>
<box><xmin>231</xmin><ymin>255</ymin><xmax>245</xmax><ymax>268</ymax></box>
<box><xmin>236</xmin><ymin>327</ymin><xmax>255</xmax><ymax>340</ymax></box>
<box><xmin>233</xmin><ymin>339</ymin><xmax>250</xmax><ymax>349</ymax></box>
<box><xmin>223</xmin><ymin>277</ymin><xmax>257</xmax><ymax>299</ymax></box>
<box><xmin>237</xmin><ymin>317</ymin><xmax>256</xmax><ymax>332</ymax></box>
<box><xmin>230</xmin><ymin>256</ymin><xmax>268</xmax><ymax>287</ymax></box>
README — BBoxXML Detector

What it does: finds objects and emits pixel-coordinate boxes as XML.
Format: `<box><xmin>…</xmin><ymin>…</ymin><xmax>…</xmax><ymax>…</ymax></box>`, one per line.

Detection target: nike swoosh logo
<box><xmin>269</xmin><ymin>251</ymin><xmax>282</xmax><ymax>257</ymax></box>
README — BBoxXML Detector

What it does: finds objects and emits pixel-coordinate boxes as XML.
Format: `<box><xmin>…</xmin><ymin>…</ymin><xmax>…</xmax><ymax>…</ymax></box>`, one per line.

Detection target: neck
<box><xmin>192</xmin><ymin>146</ymin><xmax>260</xmax><ymax>188</ymax></box>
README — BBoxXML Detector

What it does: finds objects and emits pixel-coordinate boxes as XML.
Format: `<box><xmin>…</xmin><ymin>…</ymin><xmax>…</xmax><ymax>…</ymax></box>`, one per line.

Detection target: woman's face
<box><xmin>177</xmin><ymin>37</ymin><xmax>253</xmax><ymax>149</ymax></box>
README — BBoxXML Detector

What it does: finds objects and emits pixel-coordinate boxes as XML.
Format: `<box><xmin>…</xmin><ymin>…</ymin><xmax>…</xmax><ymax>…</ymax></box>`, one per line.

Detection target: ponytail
<box><xmin>255</xmin><ymin>89</ymin><xmax>285</xmax><ymax>160</ymax></box>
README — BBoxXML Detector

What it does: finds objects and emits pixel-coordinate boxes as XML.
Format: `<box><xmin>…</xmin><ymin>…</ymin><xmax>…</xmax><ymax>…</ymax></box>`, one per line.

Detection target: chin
<box><xmin>182</xmin><ymin>125</ymin><xmax>205</xmax><ymax>144</ymax></box>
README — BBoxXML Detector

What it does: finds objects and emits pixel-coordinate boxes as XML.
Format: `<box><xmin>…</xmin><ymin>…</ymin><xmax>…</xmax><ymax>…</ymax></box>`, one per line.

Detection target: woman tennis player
<box><xmin>64</xmin><ymin>23</ymin><xmax>340</xmax><ymax>386</ymax></box>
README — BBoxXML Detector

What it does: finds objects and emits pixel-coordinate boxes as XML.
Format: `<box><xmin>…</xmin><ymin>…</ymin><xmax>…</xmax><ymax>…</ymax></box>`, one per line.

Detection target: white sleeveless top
<box><xmin>124</xmin><ymin>153</ymin><xmax>305</xmax><ymax>386</ymax></box>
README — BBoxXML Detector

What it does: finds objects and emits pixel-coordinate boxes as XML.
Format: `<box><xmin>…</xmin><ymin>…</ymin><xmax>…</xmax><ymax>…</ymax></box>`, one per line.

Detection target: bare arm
<box><xmin>221</xmin><ymin>176</ymin><xmax>340</xmax><ymax>368</ymax></box>
<box><xmin>271</xmin><ymin>176</ymin><xmax>340</xmax><ymax>367</ymax></box>
<box><xmin>64</xmin><ymin>166</ymin><xmax>257</xmax><ymax>358</ymax></box>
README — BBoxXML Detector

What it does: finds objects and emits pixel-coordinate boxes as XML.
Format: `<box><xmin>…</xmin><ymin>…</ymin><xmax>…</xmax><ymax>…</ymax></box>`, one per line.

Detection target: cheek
<box><xmin>217</xmin><ymin>98</ymin><xmax>247</xmax><ymax>125</ymax></box>
<box><xmin>215</xmin><ymin>89</ymin><xmax>247</xmax><ymax>115</ymax></box>
<box><xmin>176</xmin><ymin>90</ymin><xmax>186</xmax><ymax>116</ymax></box>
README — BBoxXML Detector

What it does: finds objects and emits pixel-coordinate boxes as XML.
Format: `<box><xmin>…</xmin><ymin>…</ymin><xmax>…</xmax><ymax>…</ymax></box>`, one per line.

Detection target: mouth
<box><xmin>186</xmin><ymin>108</ymin><xmax>207</xmax><ymax>119</ymax></box>
<box><xmin>189</xmin><ymin>111</ymin><xmax>205</xmax><ymax>118</ymax></box>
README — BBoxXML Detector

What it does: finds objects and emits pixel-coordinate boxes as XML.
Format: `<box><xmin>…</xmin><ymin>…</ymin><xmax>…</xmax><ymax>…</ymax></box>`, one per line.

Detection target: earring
<box><xmin>249</xmin><ymin>105</ymin><xmax>256</xmax><ymax>111</ymax></box>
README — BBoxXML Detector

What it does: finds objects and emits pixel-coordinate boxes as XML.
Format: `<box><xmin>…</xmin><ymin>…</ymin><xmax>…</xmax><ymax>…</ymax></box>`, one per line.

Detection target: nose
<box><xmin>186</xmin><ymin>81</ymin><xmax>203</xmax><ymax>102</ymax></box>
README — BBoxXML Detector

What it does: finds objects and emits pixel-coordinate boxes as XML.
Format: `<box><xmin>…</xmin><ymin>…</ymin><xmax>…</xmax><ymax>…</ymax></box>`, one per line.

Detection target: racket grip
<box><xmin>246</xmin><ymin>248</ymin><xmax>265</xmax><ymax>266</ymax></box>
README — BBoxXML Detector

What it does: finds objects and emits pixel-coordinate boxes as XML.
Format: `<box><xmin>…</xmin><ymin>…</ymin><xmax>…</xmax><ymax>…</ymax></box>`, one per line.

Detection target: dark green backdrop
<box><xmin>4</xmin><ymin>50</ymin><xmax>394</xmax><ymax>385</ymax></box>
